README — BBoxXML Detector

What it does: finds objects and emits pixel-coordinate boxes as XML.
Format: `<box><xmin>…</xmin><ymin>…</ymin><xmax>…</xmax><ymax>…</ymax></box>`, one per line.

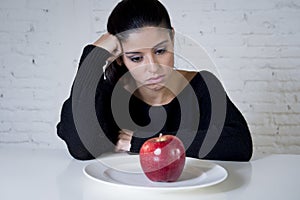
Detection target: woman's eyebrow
<box><xmin>153</xmin><ymin>40</ymin><xmax>168</xmax><ymax>48</ymax></box>
<box><xmin>124</xmin><ymin>51</ymin><xmax>141</xmax><ymax>55</ymax></box>
<box><xmin>124</xmin><ymin>40</ymin><xmax>169</xmax><ymax>55</ymax></box>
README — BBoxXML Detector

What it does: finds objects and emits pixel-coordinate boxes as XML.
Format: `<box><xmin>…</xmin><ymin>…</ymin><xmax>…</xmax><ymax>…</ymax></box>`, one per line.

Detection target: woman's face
<box><xmin>120</xmin><ymin>27</ymin><xmax>174</xmax><ymax>91</ymax></box>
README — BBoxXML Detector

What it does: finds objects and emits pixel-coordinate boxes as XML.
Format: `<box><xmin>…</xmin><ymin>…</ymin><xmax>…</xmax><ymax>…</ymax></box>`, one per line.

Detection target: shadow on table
<box><xmin>214</xmin><ymin>161</ymin><xmax>252</xmax><ymax>192</ymax></box>
<box><xmin>167</xmin><ymin>161</ymin><xmax>252</xmax><ymax>198</ymax></box>
<box><xmin>202</xmin><ymin>161</ymin><xmax>251</xmax><ymax>192</ymax></box>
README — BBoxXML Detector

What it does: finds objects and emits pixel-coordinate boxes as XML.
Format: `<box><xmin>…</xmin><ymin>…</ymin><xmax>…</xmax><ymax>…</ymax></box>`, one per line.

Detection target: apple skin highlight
<box><xmin>139</xmin><ymin>134</ymin><xmax>186</xmax><ymax>182</ymax></box>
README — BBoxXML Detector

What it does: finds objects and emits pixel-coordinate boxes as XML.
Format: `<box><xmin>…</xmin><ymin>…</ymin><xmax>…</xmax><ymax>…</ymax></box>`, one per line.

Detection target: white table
<box><xmin>1</xmin><ymin>147</ymin><xmax>299</xmax><ymax>200</ymax></box>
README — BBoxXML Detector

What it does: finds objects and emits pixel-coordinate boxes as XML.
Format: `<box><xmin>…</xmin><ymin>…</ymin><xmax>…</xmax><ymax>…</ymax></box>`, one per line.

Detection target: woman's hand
<box><xmin>93</xmin><ymin>33</ymin><xmax>122</xmax><ymax>60</ymax></box>
<box><xmin>115</xmin><ymin>129</ymin><xmax>133</xmax><ymax>152</ymax></box>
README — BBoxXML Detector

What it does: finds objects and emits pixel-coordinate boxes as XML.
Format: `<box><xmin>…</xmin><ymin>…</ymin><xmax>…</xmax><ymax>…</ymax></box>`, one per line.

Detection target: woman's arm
<box><xmin>57</xmin><ymin>45</ymin><xmax>112</xmax><ymax>160</ymax></box>
<box><xmin>57</xmin><ymin>33</ymin><xmax>125</xmax><ymax>160</ymax></box>
<box><xmin>203</xmin><ymin>96</ymin><xmax>253</xmax><ymax>161</ymax></box>
<box><xmin>186</xmin><ymin>71</ymin><xmax>253</xmax><ymax>161</ymax></box>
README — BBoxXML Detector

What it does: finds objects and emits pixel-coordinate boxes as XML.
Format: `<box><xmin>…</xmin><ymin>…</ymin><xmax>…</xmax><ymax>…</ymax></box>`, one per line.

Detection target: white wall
<box><xmin>0</xmin><ymin>0</ymin><xmax>299</xmax><ymax>157</ymax></box>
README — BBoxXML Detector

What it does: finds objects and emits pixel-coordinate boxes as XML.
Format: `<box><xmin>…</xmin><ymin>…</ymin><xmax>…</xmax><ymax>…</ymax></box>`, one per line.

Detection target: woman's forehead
<box><xmin>120</xmin><ymin>27</ymin><xmax>172</xmax><ymax>51</ymax></box>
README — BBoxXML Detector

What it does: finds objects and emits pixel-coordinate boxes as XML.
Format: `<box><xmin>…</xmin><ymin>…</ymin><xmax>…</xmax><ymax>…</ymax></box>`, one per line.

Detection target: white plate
<box><xmin>83</xmin><ymin>154</ymin><xmax>227</xmax><ymax>190</ymax></box>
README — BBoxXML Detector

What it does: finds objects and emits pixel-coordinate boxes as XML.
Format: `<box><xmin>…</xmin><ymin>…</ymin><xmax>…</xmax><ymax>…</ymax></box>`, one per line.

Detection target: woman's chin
<box><xmin>144</xmin><ymin>83</ymin><xmax>165</xmax><ymax>91</ymax></box>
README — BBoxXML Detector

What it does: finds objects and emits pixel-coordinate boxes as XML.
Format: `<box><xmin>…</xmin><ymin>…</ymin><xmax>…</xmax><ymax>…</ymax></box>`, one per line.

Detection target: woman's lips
<box><xmin>146</xmin><ymin>75</ymin><xmax>165</xmax><ymax>84</ymax></box>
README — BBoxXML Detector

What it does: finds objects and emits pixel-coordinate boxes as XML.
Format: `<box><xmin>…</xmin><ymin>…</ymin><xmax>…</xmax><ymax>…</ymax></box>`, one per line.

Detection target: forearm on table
<box><xmin>57</xmin><ymin>45</ymin><xmax>112</xmax><ymax>160</ymax></box>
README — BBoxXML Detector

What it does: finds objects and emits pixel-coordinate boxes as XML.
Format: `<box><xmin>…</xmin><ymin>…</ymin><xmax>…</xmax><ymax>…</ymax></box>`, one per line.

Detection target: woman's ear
<box><xmin>170</xmin><ymin>27</ymin><xmax>175</xmax><ymax>42</ymax></box>
<box><xmin>170</xmin><ymin>28</ymin><xmax>175</xmax><ymax>48</ymax></box>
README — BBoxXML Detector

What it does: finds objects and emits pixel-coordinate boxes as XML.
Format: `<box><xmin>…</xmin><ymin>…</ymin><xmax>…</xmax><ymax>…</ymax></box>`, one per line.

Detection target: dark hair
<box><xmin>104</xmin><ymin>0</ymin><xmax>172</xmax><ymax>84</ymax></box>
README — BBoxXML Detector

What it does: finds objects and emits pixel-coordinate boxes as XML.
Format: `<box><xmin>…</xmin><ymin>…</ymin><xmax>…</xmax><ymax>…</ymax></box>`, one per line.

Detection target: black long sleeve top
<box><xmin>57</xmin><ymin>45</ymin><xmax>253</xmax><ymax>161</ymax></box>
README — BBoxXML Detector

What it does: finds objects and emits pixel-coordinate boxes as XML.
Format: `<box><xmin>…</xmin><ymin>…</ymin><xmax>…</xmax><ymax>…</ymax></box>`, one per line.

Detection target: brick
<box><xmin>215</xmin><ymin>0</ymin><xmax>278</xmax><ymax>10</ymax></box>
<box><xmin>243</xmin><ymin>81</ymin><xmax>269</xmax><ymax>91</ymax></box>
<box><xmin>0</xmin><ymin>99</ymin><xmax>54</xmax><ymax>111</ymax></box>
<box><xmin>214</xmin><ymin>22</ymin><xmax>252</xmax><ymax>34</ymax></box>
<box><xmin>10</xmin><ymin>78</ymin><xmax>56</xmax><ymax>89</ymax></box>
<box><xmin>289</xmin><ymin>104</ymin><xmax>300</xmax><ymax>113</ymax></box>
<box><xmin>92</xmin><ymin>0</ymin><xmax>120</xmax><ymax>10</ymax></box>
<box><xmin>250</xmin><ymin>125</ymin><xmax>279</xmax><ymax>135</ymax></box>
<box><xmin>245</xmin><ymin>81</ymin><xmax>300</xmax><ymax>93</ymax></box>
<box><xmin>231</xmin><ymin>102</ymin><xmax>252</xmax><ymax>113</ymax></box>
<box><xmin>247</xmin><ymin>10</ymin><xmax>300</xmax><ymax>34</ymax></box>
<box><xmin>276</xmin><ymin>146</ymin><xmax>300</xmax><ymax>154</ymax></box>
<box><xmin>0</xmin><ymin>32</ymin><xmax>11</xmax><ymax>44</ymax></box>
<box><xmin>254</xmin><ymin>146</ymin><xmax>280</xmax><ymax>155</ymax></box>
<box><xmin>261</xmin><ymin>58</ymin><xmax>300</xmax><ymax>69</ymax></box>
<box><xmin>0</xmin><ymin>8</ymin><xmax>50</xmax><ymax>22</ymax></box>
<box><xmin>25</xmin><ymin>0</ymin><xmax>54</xmax><ymax>9</ymax></box>
<box><xmin>275</xmin><ymin>1</ymin><xmax>300</xmax><ymax>10</ymax></box>
<box><xmin>1</xmin><ymin>56</ymin><xmax>35</xmax><ymax>76</ymax></box>
<box><xmin>214</xmin><ymin>46</ymin><xmax>282</xmax><ymax>58</ymax></box>
<box><xmin>0</xmin><ymin>77</ymin><xmax>12</xmax><ymax>88</ymax></box>
<box><xmin>276</xmin><ymin>135</ymin><xmax>300</xmax><ymax>146</ymax></box>
<box><xmin>239</xmin><ymin>69</ymin><xmax>274</xmax><ymax>81</ymax></box>
<box><xmin>0</xmin><ymin>20</ymin><xmax>35</xmax><ymax>33</ymax></box>
<box><xmin>161</xmin><ymin>0</ymin><xmax>214</xmax><ymax>11</ymax></box>
<box><xmin>0</xmin><ymin>88</ymin><xmax>34</xmax><ymax>100</ymax></box>
<box><xmin>247</xmin><ymin>34</ymin><xmax>300</xmax><ymax>47</ymax></box>
<box><xmin>250</xmin><ymin>103</ymin><xmax>293</xmax><ymax>113</ymax></box>
<box><xmin>279</xmin><ymin>126</ymin><xmax>300</xmax><ymax>136</ymax></box>
<box><xmin>274</xmin><ymin>114</ymin><xmax>300</xmax><ymax>125</ymax></box>
<box><xmin>12</xmin><ymin>122</ymin><xmax>52</xmax><ymax>133</ymax></box>
<box><xmin>267</xmin><ymin>79</ymin><xmax>289</xmax><ymax>92</ymax></box>
<box><xmin>215</xmin><ymin>57</ymin><xmax>300</xmax><ymax>70</ymax></box>
<box><xmin>272</xmin><ymin>70</ymin><xmax>300</xmax><ymax>81</ymax></box>
<box><xmin>171</xmin><ymin>12</ymin><xmax>214</xmax><ymax>35</ymax></box>
<box><xmin>0</xmin><ymin>121</ymin><xmax>12</xmax><ymax>133</ymax></box>
<box><xmin>0</xmin><ymin>132</ymin><xmax>30</xmax><ymax>143</ymax></box>
<box><xmin>0</xmin><ymin>109</ymin><xmax>55</xmax><ymax>123</ymax></box>
<box><xmin>30</xmin><ymin>131</ymin><xmax>54</xmax><ymax>146</ymax></box>
<box><xmin>252</xmin><ymin>134</ymin><xmax>276</xmax><ymax>146</ymax></box>
<box><xmin>0</xmin><ymin>0</ymin><xmax>26</xmax><ymax>9</ymax></box>
<box><xmin>193</xmin><ymin>34</ymin><xmax>246</xmax><ymax>47</ymax></box>
<box><xmin>280</xmin><ymin>47</ymin><xmax>300</xmax><ymax>58</ymax></box>
<box><xmin>250</xmin><ymin>91</ymin><xmax>286</xmax><ymax>103</ymax></box>
<box><xmin>222</xmin><ymin>79</ymin><xmax>244</xmax><ymax>91</ymax></box>
<box><xmin>243</xmin><ymin>113</ymin><xmax>271</xmax><ymax>126</ymax></box>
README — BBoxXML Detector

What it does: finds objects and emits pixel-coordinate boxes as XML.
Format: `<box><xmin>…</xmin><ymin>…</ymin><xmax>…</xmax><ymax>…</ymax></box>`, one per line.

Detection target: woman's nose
<box><xmin>145</xmin><ymin>54</ymin><xmax>159</xmax><ymax>73</ymax></box>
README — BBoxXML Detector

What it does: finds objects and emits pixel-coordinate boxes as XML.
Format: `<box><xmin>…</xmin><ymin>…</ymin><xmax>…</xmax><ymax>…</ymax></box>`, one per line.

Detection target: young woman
<box><xmin>57</xmin><ymin>0</ymin><xmax>252</xmax><ymax>161</ymax></box>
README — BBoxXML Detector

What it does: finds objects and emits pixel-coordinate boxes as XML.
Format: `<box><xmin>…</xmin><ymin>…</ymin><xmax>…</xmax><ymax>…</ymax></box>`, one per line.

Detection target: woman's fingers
<box><xmin>118</xmin><ymin>129</ymin><xmax>133</xmax><ymax>140</ymax></box>
<box><xmin>93</xmin><ymin>33</ymin><xmax>122</xmax><ymax>58</ymax></box>
<box><xmin>115</xmin><ymin>139</ymin><xmax>131</xmax><ymax>152</ymax></box>
<box><xmin>115</xmin><ymin>129</ymin><xmax>133</xmax><ymax>152</ymax></box>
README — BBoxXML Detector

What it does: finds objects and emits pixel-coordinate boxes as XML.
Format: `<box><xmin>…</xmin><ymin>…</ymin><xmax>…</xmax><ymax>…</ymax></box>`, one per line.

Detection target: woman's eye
<box><xmin>155</xmin><ymin>48</ymin><xmax>166</xmax><ymax>55</ymax></box>
<box><xmin>130</xmin><ymin>56</ymin><xmax>143</xmax><ymax>63</ymax></box>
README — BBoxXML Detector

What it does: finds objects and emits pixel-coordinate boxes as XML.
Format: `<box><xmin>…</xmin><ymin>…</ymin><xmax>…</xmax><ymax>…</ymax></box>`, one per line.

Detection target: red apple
<box><xmin>139</xmin><ymin>134</ymin><xmax>186</xmax><ymax>182</ymax></box>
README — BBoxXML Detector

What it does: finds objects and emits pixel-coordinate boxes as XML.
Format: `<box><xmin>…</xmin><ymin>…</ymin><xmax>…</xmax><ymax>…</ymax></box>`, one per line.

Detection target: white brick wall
<box><xmin>0</xmin><ymin>0</ymin><xmax>299</xmax><ymax>158</ymax></box>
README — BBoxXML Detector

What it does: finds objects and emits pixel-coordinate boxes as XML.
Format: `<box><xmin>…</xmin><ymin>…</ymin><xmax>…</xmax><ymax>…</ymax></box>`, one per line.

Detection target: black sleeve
<box><xmin>186</xmin><ymin>71</ymin><xmax>253</xmax><ymax>161</ymax></box>
<box><xmin>56</xmin><ymin>45</ymin><xmax>113</xmax><ymax>160</ymax></box>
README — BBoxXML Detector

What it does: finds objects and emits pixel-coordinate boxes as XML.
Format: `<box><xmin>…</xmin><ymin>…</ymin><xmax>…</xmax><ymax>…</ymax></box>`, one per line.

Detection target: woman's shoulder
<box><xmin>179</xmin><ymin>70</ymin><xmax>223</xmax><ymax>97</ymax></box>
<box><xmin>179</xmin><ymin>70</ymin><xmax>205</xmax><ymax>89</ymax></box>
